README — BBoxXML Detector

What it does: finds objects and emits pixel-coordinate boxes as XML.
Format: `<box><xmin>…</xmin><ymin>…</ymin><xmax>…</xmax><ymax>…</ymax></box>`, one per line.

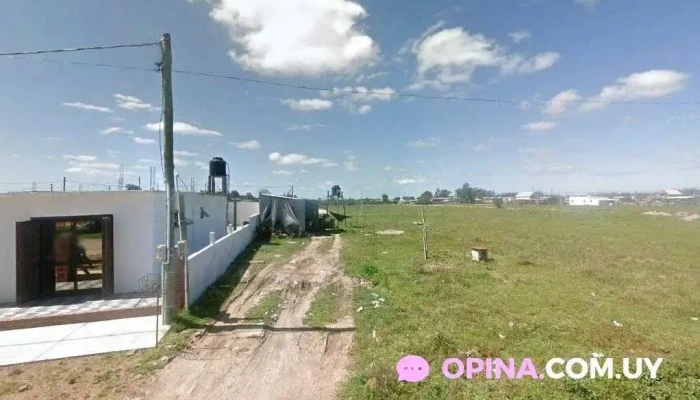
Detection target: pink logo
<box><xmin>396</xmin><ymin>355</ymin><xmax>430</xmax><ymax>382</ymax></box>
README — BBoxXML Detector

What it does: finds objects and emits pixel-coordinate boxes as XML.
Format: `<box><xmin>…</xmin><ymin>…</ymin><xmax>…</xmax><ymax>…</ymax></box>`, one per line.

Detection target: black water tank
<box><xmin>209</xmin><ymin>157</ymin><xmax>227</xmax><ymax>177</ymax></box>
<box><xmin>331</xmin><ymin>185</ymin><xmax>342</xmax><ymax>197</ymax></box>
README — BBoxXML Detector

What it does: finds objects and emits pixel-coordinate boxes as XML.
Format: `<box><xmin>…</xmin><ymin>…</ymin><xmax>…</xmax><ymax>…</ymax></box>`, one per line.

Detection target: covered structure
<box><xmin>259</xmin><ymin>194</ymin><xmax>320</xmax><ymax>236</ymax></box>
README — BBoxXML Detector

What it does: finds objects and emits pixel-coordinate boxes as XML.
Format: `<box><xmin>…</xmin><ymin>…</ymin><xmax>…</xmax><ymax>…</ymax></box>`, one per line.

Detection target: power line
<box><xmin>0</xmin><ymin>41</ymin><xmax>160</xmax><ymax>57</ymax></box>
<box><xmin>3</xmin><ymin>53</ymin><xmax>700</xmax><ymax>107</ymax></box>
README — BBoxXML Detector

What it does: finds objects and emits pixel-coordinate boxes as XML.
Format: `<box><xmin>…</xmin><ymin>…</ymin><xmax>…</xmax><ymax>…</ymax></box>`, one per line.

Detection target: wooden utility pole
<box><xmin>421</xmin><ymin>206</ymin><xmax>428</xmax><ymax>260</ymax></box>
<box><xmin>160</xmin><ymin>32</ymin><xmax>177</xmax><ymax>324</ymax></box>
<box><xmin>62</xmin><ymin>177</ymin><xmax>66</xmax><ymax>192</ymax></box>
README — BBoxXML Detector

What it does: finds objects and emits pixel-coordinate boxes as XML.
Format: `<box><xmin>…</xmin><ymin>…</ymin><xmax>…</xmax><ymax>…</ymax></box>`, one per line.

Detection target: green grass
<box><xmin>304</xmin><ymin>284</ymin><xmax>344</xmax><ymax>327</ymax></box>
<box><xmin>338</xmin><ymin>204</ymin><xmax>700</xmax><ymax>399</ymax></box>
<box><xmin>246</xmin><ymin>291</ymin><xmax>282</xmax><ymax>323</ymax></box>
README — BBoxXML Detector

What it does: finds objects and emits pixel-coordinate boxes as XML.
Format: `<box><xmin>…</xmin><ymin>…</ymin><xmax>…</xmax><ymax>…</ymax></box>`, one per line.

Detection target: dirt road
<box><xmin>147</xmin><ymin>235</ymin><xmax>355</xmax><ymax>400</ymax></box>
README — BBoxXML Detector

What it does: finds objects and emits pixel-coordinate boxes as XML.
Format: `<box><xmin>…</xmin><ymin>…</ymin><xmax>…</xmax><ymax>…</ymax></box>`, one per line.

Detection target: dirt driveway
<box><xmin>146</xmin><ymin>234</ymin><xmax>355</xmax><ymax>400</ymax></box>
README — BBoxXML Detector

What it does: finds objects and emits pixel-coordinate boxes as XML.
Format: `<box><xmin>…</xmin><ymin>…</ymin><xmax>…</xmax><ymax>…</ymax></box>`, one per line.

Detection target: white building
<box><xmin>0</xmin><ymin>191</ymin><xmax>229</xmax><ymax>305</ymax></box>
<box><xmin>568</xmin><ymin>196</ymin><xmax>616</xmax><ymax>206</ymax></box>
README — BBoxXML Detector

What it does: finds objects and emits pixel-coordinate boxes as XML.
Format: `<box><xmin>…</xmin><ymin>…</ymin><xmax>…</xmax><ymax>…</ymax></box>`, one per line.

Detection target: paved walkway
<box><xmin>0</xmin><ymin>316</ymin><xmax>167</xmax><ymax>366</ymax></box>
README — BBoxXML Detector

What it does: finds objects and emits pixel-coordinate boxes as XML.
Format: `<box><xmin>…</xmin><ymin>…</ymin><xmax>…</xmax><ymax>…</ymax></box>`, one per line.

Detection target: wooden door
<box><xmin>16</xmin><ymin>220</ymin><xmax>41</xmax><ymax>304</ymax></box>
<box><xmin>101</xmin><ymin>216</ymin><xmax>115</xmax><ymax>296</ymax></box>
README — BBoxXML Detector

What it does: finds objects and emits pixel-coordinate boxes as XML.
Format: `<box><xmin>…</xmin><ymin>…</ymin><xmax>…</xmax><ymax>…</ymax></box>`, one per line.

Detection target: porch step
<box><xmin>0</xmin><ymin>304</ymin><xmax>160</xmax><ymax>331</ymax></box>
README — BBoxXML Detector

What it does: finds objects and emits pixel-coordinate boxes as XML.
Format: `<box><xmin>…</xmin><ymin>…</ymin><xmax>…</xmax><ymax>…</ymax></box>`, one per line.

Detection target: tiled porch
<box><xmin>0</xmin><ymin>293</ymin><xmax>160</xmax><ymax>331</ymax></box>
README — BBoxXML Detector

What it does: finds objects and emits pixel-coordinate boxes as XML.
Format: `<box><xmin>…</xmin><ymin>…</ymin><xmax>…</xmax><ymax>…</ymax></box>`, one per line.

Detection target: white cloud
<box><xmin>194</xmin><ymin>161</ymin><xmax>209</xmax><ymax>170</ymax></box>
<box><xmin>383</xmin><ymin>165</ymin><xmax>394</xmax><ymax>171</ymax></box>
<box><xmin>273</xmin><ymin>170</ymin><xmax>295</xmax><ymax>176</ymax></box>
<box><xmin>407</xmin><ymin>138</ymin><xmax>437</xmax><ymax>148</ymax></box>
<box><xmin>100</xmin><ymin>127</ymin><xmax>133</xmax><ymax>136</ymax></box>
<box><xmin>208</xmin><ymin>0</ymin><xmax>378</xmax><ymax>76</ymax></box>
<box><xmin>268</xmin><ymin>152</ymin><xmax>331</xmax><ymax>165</ymax></box>
<box><xmin>345</xmin><ymin>161</ymin><xmax>359</xmax><ymax>172</ymax></box>
<box><xmin>518</xmin><ymin>147</ymin><xmax>549</xmax><ymax>157</ymax></box>
<box><xmin>144</xmin><ymin>122</ymin><xmax>223</xmax><ymax>137</ymax></box>
<box><xmin>543</xmin><ymin>90</ymin><xmax>582</xmax><ymax>115</ymax></box>
<box><xmin>394</xmin><ymin>177</ymin><xmax>426</xmax><ymax>185</ymax></box>
<box><xmin>174</xmin><ymin>158</ymin><xmax>189</xmax><ymax>167</ymax></box>
<box><xmin>580</xmin><ymin>70</ymin><xmax>689</xmax><ymax>112</ymax></box>
<box><xmin>114</xmin><ymin>94</ymin><xmax>158</xmax><ymax>112</ymax></box>
<box><xmin>137</xmin><ymin>158</ymin><xmax>156</xmax><ymax>164</ymax></box>
<box><xmin>63</xmin><ymin>154</ymin><xmax>97</xmax><ymax>162</ymax></box>
<box><xmin>232</xmin><ymin>140</ymin><xmax>261</xmax><ymax>150</ymax></box>
<box><xmin>523</xmin><ymin>163</ymin><xmax>585</xmax><ymax>174</ymax></box>
<box><xmin>522</xmin><ymin>121</ymin><xmax>556</xmax><ymax>131</ymax></box>
<box><xmin>575</xmin><ymin>0</ymin><xmax>601</xmax><ymax>8</ymax></box>
<box><xmin>518</xmin><ymin>100</ymin><xmax>532</xmax><ymax>110</ymax></box>
<box><xmin>281</xmin><ymin>98</ymin><xmax>333</xmax><ymax>112</ymax></box>
<box><xmin>322</xmin><ymin>161</ymin><xmax>339</xmax><ymax>167</ymax></box>
<box><xmin>45</xmin><ymin>136</ymin><xmax>64</xmax><ymax>141</ymax></box>
<box><xmin>133</xmin><ymin>137</ymin><xmax>156</xmax><ymax>145</ymax></box>
<box><xmin>174</xmin><ymin>151</ymin><xmax>199</xmax><ymax>157</ymax></box>
<box><xmin>355</xmin><ymin>71</ymin><xmax>388</xmax><ymax>83</ymax></box>
<box><xmin>62</xmin><ymin>102</ymin><xmax>112</xmax><ymax>113</ymax></box>
<box><xmin>409</xmin><ymin>25</ymin><xmax>560</xmax><ymax>89</ymax></box>
<box><xmin>508</xmin><ymin>31</ymin><xmax>531</xmax><ymax>44</ymax></box>
<box><xmin>356</xmin><ymin>104</ymin><xmax>372</xmax><ymax>114</ymax></box>
<box><xmin>321</xmin><ymin>86</ymin><xmax>395</xmax><ymax>113</ymax></box>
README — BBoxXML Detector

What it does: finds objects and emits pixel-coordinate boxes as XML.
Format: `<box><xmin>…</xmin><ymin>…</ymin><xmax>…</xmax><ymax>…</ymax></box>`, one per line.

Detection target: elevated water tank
<box><xmin>209</xmin><ymin>157</ymin><xmax>227</xmax><ymax>177</ymax></box>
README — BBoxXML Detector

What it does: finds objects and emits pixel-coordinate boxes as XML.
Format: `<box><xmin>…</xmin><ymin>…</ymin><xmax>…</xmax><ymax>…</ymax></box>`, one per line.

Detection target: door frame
<box><xmin>29</xmin><ymin>214</ymin><xmax>115</xmax><ymax>299</ymax></box>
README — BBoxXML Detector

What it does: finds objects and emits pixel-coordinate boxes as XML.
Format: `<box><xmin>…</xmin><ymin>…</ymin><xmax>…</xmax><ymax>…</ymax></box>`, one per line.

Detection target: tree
<box><xmin>455</xmin><ymin>182</ymin><xmax>475</xmax><ymax>204</ymax></box>
<box><xmin>259</xmin><ymin>189</ymin><xmax>271</xmax><ymax>196</ymax></box>
<box><xmin>124</xmin><ymin>184</ymin><xmax>141</xmax><ymax>191</ymax></box>
<box><xmin>434</xmin><ymin>188</ymin><xmax>451</xmax><ymax>198</ymax></box>
<box><xmin>493</xmin><ymin>198</ymin><xmax>504</xmax><ymax>208</ymax></box>
<box><xmin>229</xmin><ymin>190</ymin><xmax>241</xmax><ymax>200</ymax></box>
<box><xmin>416</xmin><ymin>190</ymin><xmax>433</xmax><ymax>205</ymax></box>
<box><xmin>244</xmin><ymin>192</ymin><xmax>255</xmax><ymax>201</ymax></box>
<box><xmin>381</xmin><ymin>193</ymin><xmax>389</xmax><ymax>203</ymax></box>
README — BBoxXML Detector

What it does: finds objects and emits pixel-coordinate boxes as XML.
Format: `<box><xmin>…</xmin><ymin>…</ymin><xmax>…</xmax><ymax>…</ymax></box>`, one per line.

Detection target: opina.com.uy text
<box><xmin>397</xmin><ymin>356</ymin><xmax>663</xmax><ymax>381</ymax></box>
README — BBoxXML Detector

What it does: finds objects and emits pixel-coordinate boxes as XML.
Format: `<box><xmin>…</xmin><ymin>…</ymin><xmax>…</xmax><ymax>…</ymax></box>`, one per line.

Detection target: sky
<box><xmin>0</xmin><ymin>0</ymin><xmax>699</xmax><ymax>198</ymax></box>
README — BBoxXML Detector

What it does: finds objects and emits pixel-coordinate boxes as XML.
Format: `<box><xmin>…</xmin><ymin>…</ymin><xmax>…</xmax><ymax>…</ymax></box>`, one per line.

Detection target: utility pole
<box><xmin>138</xmin><ymin>176</ymin><xmax>141</xmax><ymax>189</ymax></box>
<box><xmin>160</xmin><ymin>33</ymin><xmax>177</xmax><ymax>324</ymax></box>
<box><xmin>62</xmin><ymin>177</ymin><xmax>66</xmax><ymax>192</ymax></box>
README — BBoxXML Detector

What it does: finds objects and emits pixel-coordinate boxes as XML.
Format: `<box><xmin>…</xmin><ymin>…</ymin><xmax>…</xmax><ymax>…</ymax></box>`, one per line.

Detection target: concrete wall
<box><xmin>227</xmin><ymin>201</ymin><xmax>259</xmax><ymax>228</ymax></box>
<box><xmin>187</xmin><ymin>214</ymin><xmax>260</xmax><ymax>306</ymax></box>
<box><xmin>181</xmin><ymin>193</ymin><xmax>228</xmax><ymax>254</ymax></box>
<box><xmin>0</xmin><ymin>192</ymin><xmax>164</xmax><ymax>303</ymax></box>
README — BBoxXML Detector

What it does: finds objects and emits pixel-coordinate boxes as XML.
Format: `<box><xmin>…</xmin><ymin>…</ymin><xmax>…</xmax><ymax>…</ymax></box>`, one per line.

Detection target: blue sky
<box><xmin>1</xmin><ymin>0</ymin><xmax>698</xmax><ymax>198</ymax></box>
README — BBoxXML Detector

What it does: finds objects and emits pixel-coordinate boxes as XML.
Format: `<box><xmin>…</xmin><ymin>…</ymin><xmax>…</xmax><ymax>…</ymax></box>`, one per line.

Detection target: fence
<box><xmin>186</xmin><ymin>213</ymin><xmax>260</xmax><ymax>306</ymax></box>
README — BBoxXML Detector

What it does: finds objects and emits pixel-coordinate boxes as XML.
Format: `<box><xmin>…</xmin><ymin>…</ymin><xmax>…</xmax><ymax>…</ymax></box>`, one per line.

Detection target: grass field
<box><xmin>338</xmin><ymin>205</ymin><xmax>700</xmax><ymax>399</ymax></box>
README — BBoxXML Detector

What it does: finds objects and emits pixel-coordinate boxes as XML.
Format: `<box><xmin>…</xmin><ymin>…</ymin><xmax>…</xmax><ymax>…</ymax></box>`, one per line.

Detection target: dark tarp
<box><xmin>260</xmin><ymin>196</ymin><xmax>301</xmax><ymax>234</ymax></box>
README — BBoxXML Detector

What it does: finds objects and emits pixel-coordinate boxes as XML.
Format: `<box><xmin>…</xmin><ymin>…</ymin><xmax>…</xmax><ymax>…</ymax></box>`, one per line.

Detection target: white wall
<box><xmin>228</xmin><ymin>201</ymin><xmax>259</xmax><ymax>228</ymax></box>
<box><xmin>569</xmin><ymin>197</ymin><xmax>600</xmax><ymax>206</ymax></box>
<box><xmin>181</xmin><ymin>193</ymin><xmax>228</xmax><ymax>254</ymax></box>
<box><xmin>0</xmin><ymin>192</ymin><xmax>164</xmax><ymax>303</ymax></box>
<box><xmin>187</xmin><ymin>214</ymin><xmax>260</xmax><ymax>306</ymax></box>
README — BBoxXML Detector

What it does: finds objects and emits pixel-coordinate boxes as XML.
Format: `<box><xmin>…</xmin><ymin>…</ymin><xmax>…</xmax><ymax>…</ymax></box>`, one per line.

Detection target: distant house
<box><xmin>664</xmin><ymin>189</ymin><xmax>682</xmax><ymax>196</ymax></box>
<box><xmin>662</xmin><ymin>189</ymin><xmax>696</xmax><ymax>204</ymax></box>
<box><xmin>568</xmin><ymin>196</ymin><xmax>617</xmax><ymax>206</ymax></box>
<box><xmin>515</xmin><ymin>191</ymin><xmax>537</xmax><ymax>204</ymax></box>
<box><xmin>398</xmin><ymin>196</ymin><xmax>416</xmax><ymax>205</ymax></box>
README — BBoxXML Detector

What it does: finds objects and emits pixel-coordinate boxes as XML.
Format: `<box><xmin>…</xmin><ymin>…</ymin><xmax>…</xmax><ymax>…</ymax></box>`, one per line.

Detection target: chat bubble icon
<box><xmin>396</xmin><ymin>355</ymin><xmax>430</xmax><ymax>382</ymax></box>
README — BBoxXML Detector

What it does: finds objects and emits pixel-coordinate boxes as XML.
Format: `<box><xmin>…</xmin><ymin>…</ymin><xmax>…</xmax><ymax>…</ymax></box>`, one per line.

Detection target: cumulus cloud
<box><xmin>522</xmin><ymin>121</ymin><xmax>556</xmax><ymax>131</ymax></box>
<box><xmin>115</xmin><ymin>94</ymin><xmax>158</xmax><ymax>112</ymax></box>
<box><xmin>133</xmin><ymin>137</ymin><xmax>156</xmax><ymax>144</ymax></box>
<box><xmin>285</xmin><ymin>123</ymin><xmax>324</xmax><ymax>131</ymax></box>
<box><xmin>232</xmin><ymin>140</ymin><xmax>261</xmax><ymax>150</ymax></box>
<box><xmin>408</xmin><ymin>24</ymin><xmax>560</xmax><ymax>89</ymax></box>
<box><xmin>321</xmin><ymin>86</ymin><xmax>395</xmax><ymax>113</ymax></box>
<box><xmin>508</xmin><ymin>31</ymin><xmax>531</xmax><ymax>44</ymax></box>
<box><xmin>281</xmin><ymin>98</ymin><xmax>333</xmax><ymax>112</ymax></box>
<box><xmin>580</xmin><ymin>70</ymin><xmax>689</xmax><ymax>112</ymax></box>
<box><xmin>383</xmin><ymin>165</ymin><xmax>394</xmax><ymax>171</ymax></box>
<box><xmin>144</xmin><ymin>121</ymin><xmax>223</xmax><ymax>136</ymax></box>
<box><xmin>62</xmin><ymin>102</ymin><xmax>112</xmax><ymax>113</ymax></box>
<box><xmin>207</xmin><ymin>0</ymin><xmax>378</xmax><ymax>76</ymax></box>
<box><xmin>273</xmin><ymin>170</ymin><xmax>295</xmax><ymax>176</ymax></box>
<box><xmin>268</xmin><ymin>152</ymin><xmax>332</xmax><ymax>165</ymax></box>
<box><xmin>543</xmin><ymin>90</ymin><xmax>582</xmax><ymax>115</ymax></box>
